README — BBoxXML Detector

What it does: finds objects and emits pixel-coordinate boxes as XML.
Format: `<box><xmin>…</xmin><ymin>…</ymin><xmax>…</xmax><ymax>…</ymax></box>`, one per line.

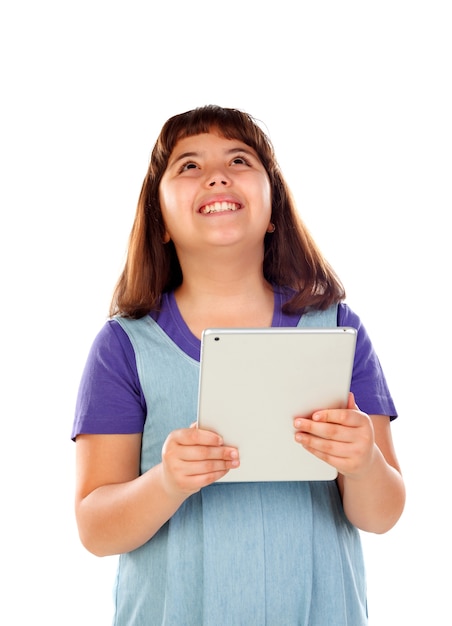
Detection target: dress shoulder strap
<box><xmin>297</xmin><ymin>303</ymin><xmax>338</xmax><ymax>328</ymax></box>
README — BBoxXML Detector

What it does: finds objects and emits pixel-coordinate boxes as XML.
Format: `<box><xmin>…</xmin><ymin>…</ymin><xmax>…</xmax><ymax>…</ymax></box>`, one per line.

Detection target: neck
<box><xmin>174</xmin><ymin>253</ymin><xmax>274</xmax><ymax>337</ymax></box>
<box><xmin>177</xmin><ymin>243</ymin><xmax>267</xmax><ymax>295</ymax></box>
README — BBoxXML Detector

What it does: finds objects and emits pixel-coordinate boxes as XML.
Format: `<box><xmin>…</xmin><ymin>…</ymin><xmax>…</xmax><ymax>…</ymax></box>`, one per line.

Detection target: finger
<box><xmin>311</xmin><ymin>406</ymin><xmax>363</xmax><ymax>428</ymax></box>
<box><xmin>296</xmin><ymin>432</ymin><xmax>349</xmax><ymax>460</ymax></box>
<box><xmin>171</xmin><ymin>426</ymin><xmax>224</xmax><ymax>447</ymax></box>
<box><xmin>162</xmin><ymin>452</ymin><xmax>239</xmax><ymax>494</ymax></box>
<box><xmin>167</xmin><ymin>448</ymin><xmax>240</xmax><ymax>485</ymax></box>
<box><xmin>186</xmin><ymin>454</ymin><xmax>240</xmax><ymax>476</ymax></box>
<box><xmin>177</xmin><ymin>443</ymin><xmax>239</xmax><ymax>463</ymax></box>
<box><xmin>295</xmin><ymin>419</ymin><xmax>353</xmax><ymax>445</ymax></box>
<box><xmin>295</xmin><ymin>413</ymin><xmax>351</xmax><ymax>433</ymax></box>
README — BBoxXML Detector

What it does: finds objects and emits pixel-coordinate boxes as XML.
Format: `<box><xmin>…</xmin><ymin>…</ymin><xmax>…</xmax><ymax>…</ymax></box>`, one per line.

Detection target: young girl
<box><xmin>72</xmin><ymin>105</ymin><xmax>405</xmax><ymax>625</ymax></box>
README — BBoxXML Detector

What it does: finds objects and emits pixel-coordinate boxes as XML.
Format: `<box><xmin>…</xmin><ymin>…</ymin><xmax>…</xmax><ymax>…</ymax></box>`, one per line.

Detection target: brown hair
<box><xmin>110</xmin><ymin>105</ymin><xmax>345</xmax><ymax>318</ymax></box>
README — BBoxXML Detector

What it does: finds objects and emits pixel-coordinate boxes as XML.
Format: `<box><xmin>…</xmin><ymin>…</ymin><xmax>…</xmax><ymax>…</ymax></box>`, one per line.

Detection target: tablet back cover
<box><xmin>197</xmin><ymin>327</ymin><xmax>357</xmax><ymax>482</ymax></box>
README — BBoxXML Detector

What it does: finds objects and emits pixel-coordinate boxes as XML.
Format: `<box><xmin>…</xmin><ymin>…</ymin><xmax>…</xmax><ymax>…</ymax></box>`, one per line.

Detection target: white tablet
<box><xmin>197</xmin><ymin>327</ymin><xmax>357</xmax><ymax>482</ymax></box>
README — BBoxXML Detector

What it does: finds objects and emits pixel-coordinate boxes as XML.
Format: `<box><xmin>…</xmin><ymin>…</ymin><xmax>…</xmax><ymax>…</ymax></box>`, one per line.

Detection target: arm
<box><xmin>75</xmin><ymin>427</ymin><xmax>239</xmax><ymax>556</ymax></box>
<box><xmin>337</xmin><ymin>409</ymin><xmax>405</xmax><ymax>533</ymax></box>
<box><xmin>294</xmin><ymin>392</ymin><xmax>405</xmax><ymax>533</ymax></box>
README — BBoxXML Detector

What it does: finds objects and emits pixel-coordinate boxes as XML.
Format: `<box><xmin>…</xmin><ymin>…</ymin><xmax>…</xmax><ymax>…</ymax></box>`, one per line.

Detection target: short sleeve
<box><xmin>338</xmin><ymin>303</ymin><xmax>398</xmax><ymax>419</ymax></box>
<box><xmin>71</xmin><ymin>320</ymin><xmax>147</xmax><ymax>439</ymax></box>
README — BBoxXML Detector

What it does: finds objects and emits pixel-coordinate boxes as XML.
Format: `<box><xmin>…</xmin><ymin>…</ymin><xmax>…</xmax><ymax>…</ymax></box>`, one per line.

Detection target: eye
<box><xmin>179</xmin><ymin>161</ymin><xmax>198</xmax><ymax>172</ymax></box>
<box><xmin>231</xmin><ymin>155</ymin><xmax>251</xmax><ymax>166</ymax></box>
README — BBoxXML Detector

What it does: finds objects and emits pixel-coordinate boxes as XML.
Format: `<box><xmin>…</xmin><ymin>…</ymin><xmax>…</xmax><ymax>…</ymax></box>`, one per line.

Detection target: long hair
<box><xmin>110</xmin><ymin>105</ymin><xmax>345</xmax><ymax>318</ymax></box>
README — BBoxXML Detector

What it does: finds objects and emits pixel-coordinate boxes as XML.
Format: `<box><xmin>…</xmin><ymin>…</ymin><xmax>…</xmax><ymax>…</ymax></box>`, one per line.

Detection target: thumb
<box><xmin>347</xmin><ymin>391</ymin><xmax>359</xmax><ymax>410</ymax></box>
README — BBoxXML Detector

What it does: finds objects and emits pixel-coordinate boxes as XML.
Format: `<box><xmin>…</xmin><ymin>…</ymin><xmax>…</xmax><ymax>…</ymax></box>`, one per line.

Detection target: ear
<box><xmin>266</xmin><ymin>222</ymin><xmax>276</xmax><ymax>233</ymax></box>
<box><xmin>162</xmin><ymin>230</ymin><xmax>171</xmax><ymax>244</ymax></box>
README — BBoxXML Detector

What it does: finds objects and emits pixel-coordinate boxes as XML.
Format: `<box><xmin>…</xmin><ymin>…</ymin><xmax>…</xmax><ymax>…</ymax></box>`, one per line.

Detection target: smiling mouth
<box><xmin>199</xmin><ymin>201</ymin><xmax>241</xmax><ymax>215</ymax></box>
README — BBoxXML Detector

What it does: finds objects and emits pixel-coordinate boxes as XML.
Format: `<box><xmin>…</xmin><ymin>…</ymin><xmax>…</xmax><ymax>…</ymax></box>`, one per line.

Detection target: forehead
<box><xmin>171</xmin><ymin>132</ymin><xmax>254</xmax><ymax>154</ymax></box>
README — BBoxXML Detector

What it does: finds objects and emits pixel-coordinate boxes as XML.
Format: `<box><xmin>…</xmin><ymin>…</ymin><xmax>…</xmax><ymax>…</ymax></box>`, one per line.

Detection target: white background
<box><xmin>1</xmin><ymin>2</ymin><xmax>451</xmax><ymax>624</ymax></box>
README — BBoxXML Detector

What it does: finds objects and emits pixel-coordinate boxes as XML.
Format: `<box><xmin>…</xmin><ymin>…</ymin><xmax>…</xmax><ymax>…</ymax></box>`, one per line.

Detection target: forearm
<box><xmin>76</xmin><ymin>464</ymin><xmax>187</xmax><ymax>557</ymax></box>
<box><xmin>339</xmin><ymin>446</ymin><xmax>406</xmax><ymax>534</ymax></box>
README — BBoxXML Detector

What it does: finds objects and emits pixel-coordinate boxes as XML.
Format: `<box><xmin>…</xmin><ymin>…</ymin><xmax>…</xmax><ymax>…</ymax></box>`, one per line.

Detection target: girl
<box><xmin>73</xmin><ymin>105</ymin><xmax>405</xmax><ymax>625</ymax></box>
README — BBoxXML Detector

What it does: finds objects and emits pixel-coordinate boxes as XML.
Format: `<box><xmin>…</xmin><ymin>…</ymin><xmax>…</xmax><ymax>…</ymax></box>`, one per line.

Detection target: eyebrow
<box><xmin>168</xmin><ymin>147</ymin><xmax>257</xmax><ymax>169</ymax></box>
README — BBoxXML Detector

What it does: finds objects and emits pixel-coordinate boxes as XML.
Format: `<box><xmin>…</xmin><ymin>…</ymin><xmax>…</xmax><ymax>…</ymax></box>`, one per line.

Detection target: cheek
<box><xmin>158</xmin><ymin>186</ymin><xmax>178</xmax><ymax>224</ymax></box>
<box><xmin>261</xmin><ymin>179</ymin><xmax>272</xmax><ymax>217</ymax></box>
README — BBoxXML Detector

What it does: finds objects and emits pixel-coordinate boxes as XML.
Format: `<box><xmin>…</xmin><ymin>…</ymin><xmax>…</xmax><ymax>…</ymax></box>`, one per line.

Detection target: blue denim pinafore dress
<box><xmin>113</xmin><ymin>306</ymin><xmax>367</xmax><ymax>625</ymax></box>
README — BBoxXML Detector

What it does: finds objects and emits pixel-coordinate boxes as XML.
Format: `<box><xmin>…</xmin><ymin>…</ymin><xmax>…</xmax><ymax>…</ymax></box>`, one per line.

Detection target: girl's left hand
<box><xmin>293</xmin><ymin>392</ymin><xmax>376</xmax><ymax>478</ymax></box>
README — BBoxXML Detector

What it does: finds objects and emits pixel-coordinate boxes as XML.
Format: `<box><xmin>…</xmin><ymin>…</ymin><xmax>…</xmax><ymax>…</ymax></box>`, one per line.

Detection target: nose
<box><xmin>206</xmin><ymin>167</ymin><xmax>231</xmax><ymax>187</ymax></box>
<box><xmin>209</xmin><ymin>178</ymin><xmax>228</xmax><ymax>187</ymax></box>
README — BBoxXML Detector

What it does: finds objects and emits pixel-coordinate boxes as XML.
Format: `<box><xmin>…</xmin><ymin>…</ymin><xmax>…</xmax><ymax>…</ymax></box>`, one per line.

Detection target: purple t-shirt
<box><xmin>72</xmin><ymin>291</ymin><xmax>397</xmax><ymax>439</ymax></box>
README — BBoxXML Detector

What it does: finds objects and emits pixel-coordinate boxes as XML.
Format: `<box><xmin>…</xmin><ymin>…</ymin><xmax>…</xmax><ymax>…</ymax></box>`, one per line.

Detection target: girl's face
<box><xmin>158</xmin><ymin>132</ymin><xmax>272</xmax><ymax>255</ymax></box>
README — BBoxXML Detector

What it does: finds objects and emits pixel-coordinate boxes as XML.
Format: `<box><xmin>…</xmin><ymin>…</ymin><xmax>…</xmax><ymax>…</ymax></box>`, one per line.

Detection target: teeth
<box><xmin>201</xmin><ymin>201</ymin><xmax>239</xmax><ymax>214</ymax></box>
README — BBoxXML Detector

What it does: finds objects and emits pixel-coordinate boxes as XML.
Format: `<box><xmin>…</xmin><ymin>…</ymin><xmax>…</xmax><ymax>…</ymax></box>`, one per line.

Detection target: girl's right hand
<box><xmin>161</xmin><ymin>425</ymin><xmax>239</xmax><ymax>497</ymax></box>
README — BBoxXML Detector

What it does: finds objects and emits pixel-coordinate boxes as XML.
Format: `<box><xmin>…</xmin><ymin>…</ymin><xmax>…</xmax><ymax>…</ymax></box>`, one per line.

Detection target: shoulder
<box><xmin>337</xmin><ymin>302</ymin><xmax>362</xmax><ymax>329</ymax></box>
<box><xmin>80</xmin><ymin>320</ymin><xmax>141</xmax><ymax>394</ymax></box>
<box><xmin>337</xmin><ymin>303</ymin><xmax>376</xmax><ymax>355</ymax></box>
<box><xmin>338</xmin><ymin>303</ymin><xmax>398</xmax><ymax>418</ymax></box>
<box><xmin>72</xmin><ymin>319</ymin><xmax>146</xmax><ymax>439</ymax></box>
<box><xmin>337</xmin><ymin>302</ymin><xmax>375</xmax><ymax>361</ymax></box>
<box><xmin>88</xmin><ymin>318</ymin><xmax>136</xmax><ymax>363</ymax></box>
